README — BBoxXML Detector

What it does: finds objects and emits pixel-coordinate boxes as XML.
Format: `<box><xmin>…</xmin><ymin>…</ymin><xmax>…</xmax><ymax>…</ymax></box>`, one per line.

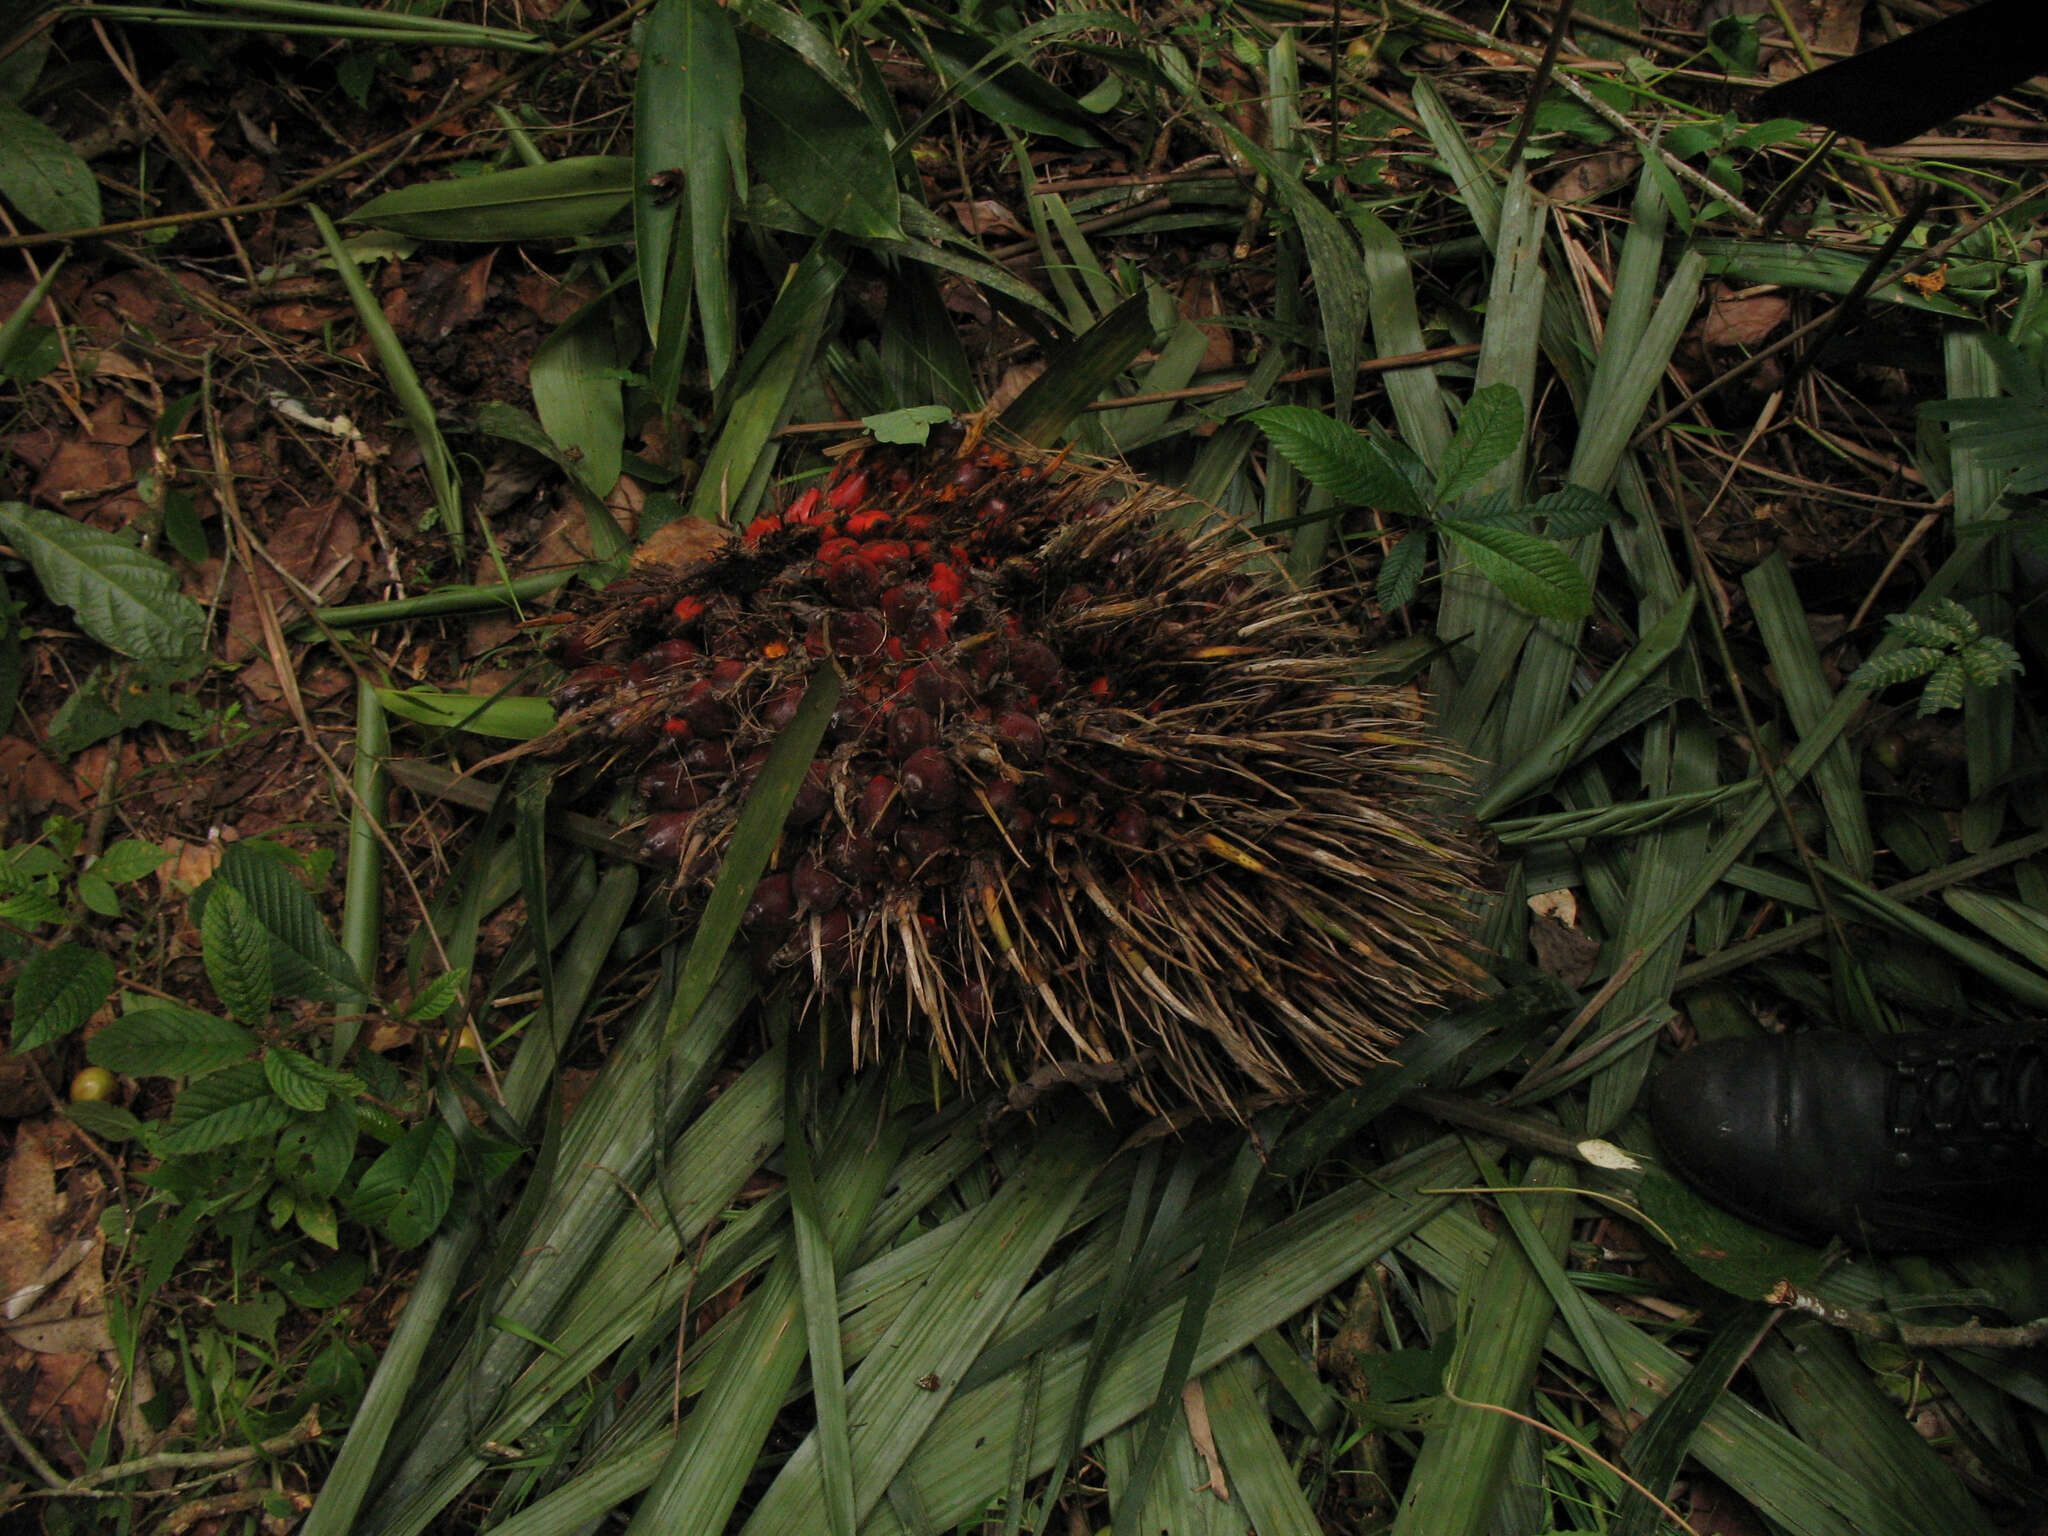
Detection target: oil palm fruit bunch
<box><xmin>546</xmin><ymin>423</ymin><xmax>1491</xmax><ymax>1119</ymax></box>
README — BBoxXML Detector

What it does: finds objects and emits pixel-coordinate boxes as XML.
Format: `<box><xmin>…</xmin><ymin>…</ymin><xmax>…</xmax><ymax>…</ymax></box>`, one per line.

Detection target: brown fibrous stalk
<box><xmin>543</xmin><ymin>423</ymin><xmax>1493</xmax><ymax>1119</ymax></box>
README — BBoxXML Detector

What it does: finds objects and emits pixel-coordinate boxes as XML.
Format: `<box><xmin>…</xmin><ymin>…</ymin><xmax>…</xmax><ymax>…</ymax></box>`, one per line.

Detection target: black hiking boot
<box><xmin>1648</xmin><ymin>1025</ymin><xmax>2048</xmax><ymax>1252</ymax></box>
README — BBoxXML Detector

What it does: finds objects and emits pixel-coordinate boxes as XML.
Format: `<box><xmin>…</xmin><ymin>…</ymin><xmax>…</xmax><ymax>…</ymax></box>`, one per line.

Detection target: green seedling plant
<box><xmin>1252</xmin><ymin>387</ymin><xmax>1617</xmax><ymax>621</ymax></box>
<box><xmin>1852</xmin><ymin>597</ymin><xmax>2024</xmax><ymax>715</ymax></box>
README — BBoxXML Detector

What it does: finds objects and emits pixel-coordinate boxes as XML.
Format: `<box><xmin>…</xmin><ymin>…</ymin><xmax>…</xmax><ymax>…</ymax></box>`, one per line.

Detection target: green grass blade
<box><xmin>1205</xmin><ymin>1352</ymin><xmax>1321</xmax><ymax>1536</ymax></box>
<box><xmin>1389</xmin><ymin>1167</ymin><xmax>1572</xmax><ymax>1536</ymax></box>
<box><xmin>350</xmin><ymin>158</ymin><xmax>632</xmax><ymax>241</ymax></box>
<box><xmin>1744</xmin><ymin>554</ymin><xmax>1874</xmax><ymax>878</ymax></box>
<box><xmin>636</xmin><ymin>0</ymin><xmax>741</xmax><ymax>389</ymax></box>
<box><xmin>739</xmin><ymin>1118</ymin><xmax>1112</xmax><ymax>1533</ymax></box>
<box><xmin>1613</xmin><ymin>1301</ymin><xmax>1777</xmax><ymax>1536</ymax></box>
<box><xmin>997</xmin><ymin>291</ymin><xmax>1156</xmax><ymax>447</ymax></box>
<box><xmin>310</xmin><ymin>207</ymin><xmax>462</xmax><ymax>558</ymax></box>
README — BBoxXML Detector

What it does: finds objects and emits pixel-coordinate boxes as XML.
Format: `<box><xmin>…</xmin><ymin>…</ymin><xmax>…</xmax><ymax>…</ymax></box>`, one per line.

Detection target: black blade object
<box><xmin>1752</xmin><ymin>0</ymin><xmax>2048</xmax><ymax>146</ymax></box>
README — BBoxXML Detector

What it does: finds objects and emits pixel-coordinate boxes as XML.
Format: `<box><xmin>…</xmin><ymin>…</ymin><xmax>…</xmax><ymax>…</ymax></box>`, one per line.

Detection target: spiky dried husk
<box><xmin>544</xmin><ymin>429</ymin><xmax>1491</xmax><ymax>1119</ymax></box>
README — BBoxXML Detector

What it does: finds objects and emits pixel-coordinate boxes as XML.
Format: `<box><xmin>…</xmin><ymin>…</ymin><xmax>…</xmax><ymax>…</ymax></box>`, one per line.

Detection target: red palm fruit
<box><xmin>544</xmin><ymin>425</ymin><xmax>1491</xmax><ymax>1121</ymax></box>
<box><xmin>641</xmin><ymin>811</ymin><xmax>698</xmax><ymax>861</ymax></box>
<box><xmin>858</xmin><ymin>773</ymin><xmax>900</xmax><ymax>837</ymax></box>
<box><xmin>792</xmin><ymin>857</ymin><xmax>843</xmax><ymax>913</ymax></box>
<box><xmin>745</xmin><ymin>873</ymin><xmax>795</xmax><ymax>929</ymax></box>
<box><xmin>899</xmin><ymin>747</ymin><xmax>956</xmax><ymax>815</ymax></box>
<box><xmin>886</xmin><ymin>705</ymin><xmax>938</xmax><ymax>759</ymax></box>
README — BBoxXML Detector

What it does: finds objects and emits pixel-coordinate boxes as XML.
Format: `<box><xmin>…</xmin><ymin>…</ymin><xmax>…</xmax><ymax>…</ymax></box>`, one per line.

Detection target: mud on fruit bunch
<box><xmin>546</xmin><ymin>422</ymin><xmax>1493</xmax><ymax>1120</ymax></box>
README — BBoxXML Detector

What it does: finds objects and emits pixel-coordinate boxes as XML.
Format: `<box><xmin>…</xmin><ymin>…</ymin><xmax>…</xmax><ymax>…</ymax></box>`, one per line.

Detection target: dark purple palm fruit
<box><xmin>542</xmin><ymin>426</ymin><xmax>1492</xmax><ymax>1120</ymax></box>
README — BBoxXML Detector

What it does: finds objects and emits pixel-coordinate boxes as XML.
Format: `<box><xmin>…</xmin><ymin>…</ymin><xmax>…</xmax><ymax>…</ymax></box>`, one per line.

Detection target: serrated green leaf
<box><xmin>10</xmin><ymin>942</ymin><xmax>114</xmax><ymax>1051</ymax></box>
<box><xmin>1439</xmin><ymin>520</ymin><xmax>1593</xmax><ymax>620</ymax></box>
<box><xmin>89</xmin><ymin>1006</ymin><xmax>257</xmax><ymax>1077</ymax></box>
<box><xmin>405</xmin><ymin>969</ymin><xmax>467</xmax><ymax>1021</ymax></box>
<box><xmin>741</xmin><ymin>36</ymin><xmax>901</xmax><ymax>240</ymax></box>
<box><xmin>1855</xmin><ymin>647</ymin><xmax>1943</xmax><ymax>689</ymax></box>
<box><xmin>1922</xmin><ymin>656</ymin><xmax>1966</xmax><ymax>713</ymax></box>
<box><xmin>1377</xmin><ymin>531</ymin><xmax>1427</xmax><ymax>611</ymax></box>
<box><xmin>274</xmin><ymin>1101</ymin><xmax>361</xmax><ymax>1197</ymax></box>
<box><xmin>374</xmin><ymin>687</ymin><xmax>555</xmax><ymax>740</ymax></box>
<box><xmin>263</xmin><ymin>1046</ymin><xmax>361</xmax><ymax>1113</ymax></box>
<box><xmin>1961</xmin><ymin>637</ymin><xmax>2023</xmax><ymax>688</ymax></box>
<box><xmin>353</xmin><ymin>1119</ymin><xmax>456</xmax><ymax>1248</ymax></box>
<box><xmin>91</xmin><ymin>838</ymin><xmax>169</xmax><ymax>885</ymax></box>
<box><xmin>0</xmin><ymin>101</ymin><xmax>100</xmax><ymax>231</ymax></box>
<box><xmin>1250</xmin><ymin>407</ymin><xmax>1425</xmax><ymax>516</ymax></box>
<box><xmin>1524</xmin><ymin>485</ymin><xmax>1619</xmax><ymax>538</ymax></box>
<box><xmin>351</xmin><ymin>157</ymin><xmax>632</xmax><ymax>241</ymax></box>
<box><xmin>0</xmin><ymin>889</ymin><xmax>67</xmax><ymax>925</ymax></box>
<box><xmin>158</xmin><ymin>1061</ymin><xmax>293</xmax><ymax>1154</ymax></box>
<box><xmin>204</xmin><ymin>882</ymin><xmax>274</xmax><ymax>1025</ymax></box>
<box><xmin>0</xmin><ymin>503</ymin><xmax>206</xmax><ymax>661</ymax></box>
<box><xmin>1434</xmin><ymin>383</ymin><xmax>1525</xmax><ymax>503</ymax></box>
<box><xmin>204</xmin><ymin>844</ymin><xmax>368</xmax><ymax>1005</ymax></box>
<box><xmin>66</xmin><ymin>1099</ymin><xmax>143</xmax><ymax>1143</ymax></box>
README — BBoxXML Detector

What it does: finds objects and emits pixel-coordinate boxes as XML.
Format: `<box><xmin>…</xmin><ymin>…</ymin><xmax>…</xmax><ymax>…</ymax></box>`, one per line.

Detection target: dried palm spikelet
<box><xmin>545</xmin><ymin>424</ymin><xmax>1492</xmax><ymax>1119</ymax></box>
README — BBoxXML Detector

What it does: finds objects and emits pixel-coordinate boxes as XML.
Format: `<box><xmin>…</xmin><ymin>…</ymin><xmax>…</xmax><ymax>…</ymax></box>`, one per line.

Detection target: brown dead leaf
<box><xmin>76</xmin><ymin>273</ymin><xmax>162</xmax><ymax>346</ymax></box>
<box><xmin>948</xmin><ymin>199</ymin><xmax>1028</xmax><ymax>239</ymax></box>
<box><xmin>256</xmin><ymin>303</ymin><xmax>346</xmax><ymax>335</ymax></box>
<box><xmin>1530</xmin><ymin>913</ymin><xmax>1601</xmax><ymax>990</ymax></box>
<box><xmin>84</xmin><ymin>397</ymin><xmax>147</xmax><ymax>449</ymax></box>
<box><xmin>162</xmin><ymin>102</ymin><xmax>218</xmax><ymax>165</ymax></box>
<box><xmin>632</xmin><ymin>514</ymin><xmax>729</xmax><ymax>572</ymax></box>
<box><xmin>32</xmin><ymin>439</ymin><xmax>133</xmax><ymax>503</ymax></box>
<box><xmin>29</xmin><ymin>1351</ymin><xmax>110</xmax><ymax>1471</ymax></box>
<box><xmin>0</xmin><ymin>738</ymin><xmax>83</xmax><ymax>813</ymax></box>
<box><xmin>1180</xmin><ymin>1378</ymin><xmax>1229</xmax><ymax>1500</ymax></box>
<box><xmin>511</xmin><ymin>272</ymin><xmax>598</xmax><ymax>327</ymax></box>
<box><xmin>224</xmin><ymin>502</ymin><xmax>363</xmax><ymax>662</ymax></box>
<box><xmin>1547</xmin><ymin>150</ymin><xmax>1639</xmax><ymax>206</ymax></box>
<box><xmin>1174</xmin><ymin>273</ymin><xmax>1235</xmax><ymax>371</ymax></box>
<box><xmin>159</xmin><ymin>836</ymin><xmax>225</xmax><ymax>895</ymax></box>
<box><xmin>986</xmin><ymin>363</ymin><xmax>1043</xmax><ymax>416</ymax></box>
<box><xmin>1701</xmin><ymin>287</ymin><xmax>1789</xmax><ymax>350</ymax></box>
<box><xmin>0</xmin><ymin>1123</ymin><xmax>58</xmax><ymax>1300</ymax></box>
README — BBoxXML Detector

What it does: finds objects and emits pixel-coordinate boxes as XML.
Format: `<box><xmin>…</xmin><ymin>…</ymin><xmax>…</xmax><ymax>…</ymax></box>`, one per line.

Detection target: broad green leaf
<box><xmin>90</xmin><ymin>838</ymin><xmax>169</xmax><ymax>886</ymax></box>
<box><xmin>740</xmin><ymin>36</ymin><xmax>901</xmax><ymax>240</ymax></box>
<box><xmin>375</xmin><ymin>687</ymin><xmax>555</xmax><ymax>740</ymax></box>
<box><xmin>861</xmin><ymin>405</ymin><xmax>955</xmax><ymax>445</ymax></box>
<box><xmin>531</xmin><ymin>297</ymin><xmax>625</xmax><ymax>499</ymax></box>
<box><xmin>274</xmin><ymin>1099</ymin><xmax>361</xmax><ymax>1198</ymax></box>
<box><xmin>351</xmin><ymin>157</ymin><xmax>632</xmax><ymax>241</ymax></box>
<box><xmin>77</xmin><ymin>874</ymin><xmax>121</xmax><ymax>918</ymax></box>
<box><xmin>10</xmin><ymin>942</ymin><xmax>115</xmax><ymax>1051</ymax></box>
<box><xmin>204</xmin><ymin>881</ymin><xmax>273</xmax><ymax>1026</ymax></box>
<box><xmin>66</xmin><ymin>1099</ymin><xmax>143</xmax><ymax>1143</ymax></box>
<box><xmin>353</xmin><ymin>1119</ymin><xmax>456</xmax><ymax>1247</ymax></box>
<box><xmin>1434</xmin><ymin>383</ymin><xmax>1525</xmax><ymax>503</ymax></box>
<box><xmin>89</xmin><ymin>1005</ymin><xmax>257</xmax><ymax>1077</ymax></box>
<box><xmin>158</xmin><ymin>1061</ymin><xmax>293</xmax><ymax>1154</ymax></box>
<box><xmin>0</xmin><ymin>102</ymin><xmax>100</xmax><ymax>230</ymax></box>
<box><xmin>1439</xmin><ymin>519</ymin><xmax>1593</xmax><ymax>620</ymax></box>
<box><xmin>1636</xmin><ymin>1174</ymin><xmax>1825</xmax><ymax>1299</ymax></box>
<box><xmin>1250</xmin><ymin>407</ymin><xmax>1426</xmax><ymax>516</ymax></box>
<box><xmin>0</xmin><ymin>503</ymin><xmax>206</xmax><ymax>661</ymax></box>
<box><xmin>204</xmin><ymin>844</ymin><xmax>368</xmax><ymax>1005</ymax></box>
<box><xmin>637</xmin><ymin>0</ymin><xmax>742</xmax><ymax>386</ymax></box>
<box><xmin>262</xmin><ymin>1045</ymin><xmax>361</xmax><ymax>1113</ymax></box>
